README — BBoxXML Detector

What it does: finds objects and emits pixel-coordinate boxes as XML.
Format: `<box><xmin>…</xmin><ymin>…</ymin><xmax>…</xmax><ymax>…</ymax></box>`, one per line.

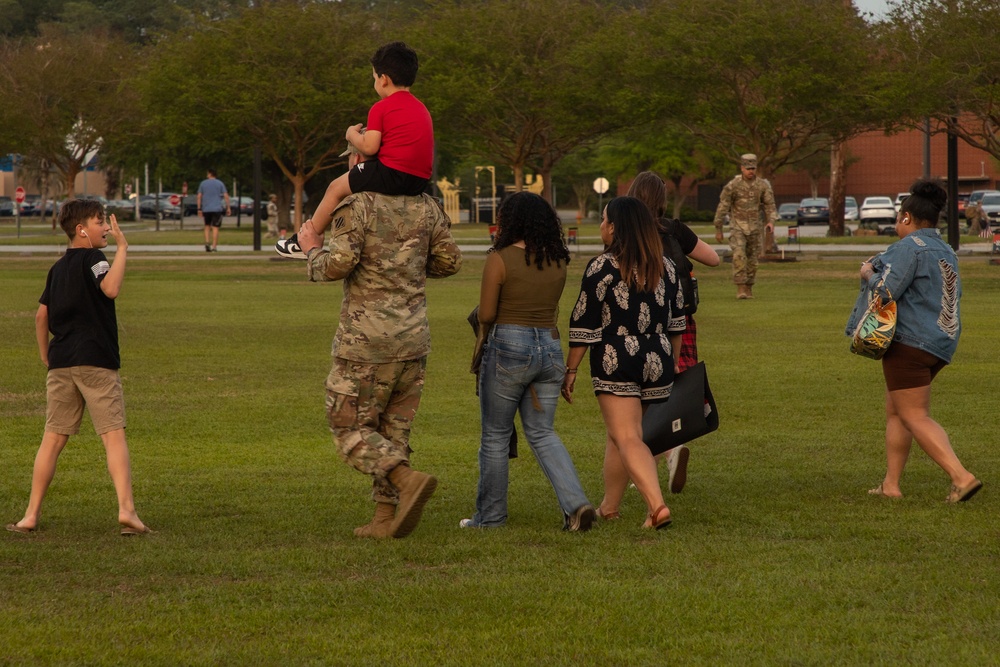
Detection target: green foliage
<box><xmin>883</xmin><ymin>0</ymin><xmax>1000</xmax><ymax>161</ymax></box>
<box><xmin>416</xmin><ymin>0</ymin><xmax>632</xmax><ymax>200</ymax></box>
<box><xmin>0</xmin><ymin>26</ymin><xmax>141</xmax><ymax>196</ymax></box>
<box><xmin>1</xmin><ymin>255</ymin><xmax>999</xmax><ymax>663</ymax></box>
<box><xmin>635</xmin><ymin>0</ymin><xmax>894</xmax><ymax>175</ymax></box>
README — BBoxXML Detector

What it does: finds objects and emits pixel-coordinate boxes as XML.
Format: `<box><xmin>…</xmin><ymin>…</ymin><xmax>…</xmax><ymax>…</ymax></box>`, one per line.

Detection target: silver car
<box><xmin>979</xmin><ymin>193</ymin><xmax>1000</xmax><ymax>226</ymax></box>
<box><xmin>845</xmin><ymin>196</ymin><xmax>859</xmax><ymax>220</ymax></box>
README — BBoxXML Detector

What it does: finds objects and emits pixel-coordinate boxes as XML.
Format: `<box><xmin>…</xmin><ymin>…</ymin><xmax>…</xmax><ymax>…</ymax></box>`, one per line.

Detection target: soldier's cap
<box><xmin>741</xmin><ymin>154</ymin><xmax>758</xmax><ymax>168</ymax></box>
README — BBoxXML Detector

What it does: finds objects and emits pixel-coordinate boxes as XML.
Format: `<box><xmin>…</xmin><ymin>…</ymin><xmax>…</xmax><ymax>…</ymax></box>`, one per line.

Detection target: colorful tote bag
<box><xmin>851</xmin><ymin>289</ymin><xmax>896</xmax><ymax>360</ymax></box>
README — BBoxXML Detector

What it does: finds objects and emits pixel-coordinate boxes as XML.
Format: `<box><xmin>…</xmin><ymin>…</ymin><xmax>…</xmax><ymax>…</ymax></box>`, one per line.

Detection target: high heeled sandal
<box><xmin>646</xmin><ymin>505</ymin><xmax>671</xmax><ymax>530</ymax></box>
<box><xmin>596</xmin><ymin>507</ymin><xmax>621</xmax><ymax>521</ymax></box>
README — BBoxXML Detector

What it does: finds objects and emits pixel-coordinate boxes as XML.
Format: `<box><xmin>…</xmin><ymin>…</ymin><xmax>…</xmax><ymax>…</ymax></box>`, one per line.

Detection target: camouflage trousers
<box><xmin>729</xmin><ymin>227</ymin><xmax>762</xmax><ymax>285</ymax></box>
<box><xmin>325</xmin><ymin>356</ymin><xmax>427</xmax><ymax>504</ymax></box>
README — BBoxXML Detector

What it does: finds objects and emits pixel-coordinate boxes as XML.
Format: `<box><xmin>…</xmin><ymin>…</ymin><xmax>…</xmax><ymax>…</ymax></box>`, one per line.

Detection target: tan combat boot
<box><xmin>387</xmin><ymin>464</ymin><xmax>438</xmax><ymax>538</ymax></box>
<box><xmin>737</xmin><ymin>285</ymin><xmax>749</xmax><ymax>300</ymax></box>
<box><xmin>745</xmin><ymin>284</ymin><xmax>754</xmax><ymax>299</ymax></box>
<box><xmin>353</xmin><ymin>502</ymin><xmax>395</xmax><ymax>538</ymax></box>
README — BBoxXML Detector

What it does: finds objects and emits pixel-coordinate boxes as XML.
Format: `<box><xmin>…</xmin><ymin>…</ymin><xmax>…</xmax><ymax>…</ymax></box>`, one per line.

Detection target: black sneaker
<box><xmin>205</xmin><ymin>244</ymin><xmax>211</xmax><ymax>252</ymax></box>
<box><xmin>274</xmin><ymin>233</ymin><xmax>306</xmax><ymax>260</ymax></box>
<box><xmin>564</xmin><ymin>504</ymin><xmax>596</xmax><ymax>532</ymax></box>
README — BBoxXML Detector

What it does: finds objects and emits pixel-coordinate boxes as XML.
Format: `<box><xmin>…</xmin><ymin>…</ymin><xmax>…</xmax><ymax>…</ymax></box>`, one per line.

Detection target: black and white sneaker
<box><xmin>564</xmin><ymin>504</ymin><xmax>596</xmax><ymax>532</ymax></box>
<box><xmin>274</xmin><ymin>233</ymin><xmax>307</xmax><ymax>260</ymax></box>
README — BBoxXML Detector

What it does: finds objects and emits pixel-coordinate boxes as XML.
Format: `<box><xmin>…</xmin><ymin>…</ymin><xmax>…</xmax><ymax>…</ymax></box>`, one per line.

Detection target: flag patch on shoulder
<box><xmin>91</xmin><ymin>261</ymin><xmax>110</xmax><ymax>279</ymax></box>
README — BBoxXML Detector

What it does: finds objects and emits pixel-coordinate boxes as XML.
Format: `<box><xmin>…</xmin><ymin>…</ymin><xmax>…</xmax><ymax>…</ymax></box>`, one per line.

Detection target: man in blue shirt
<box><xmin>197</xmin><ymin>169</ymin><xmax>231</xmax><ymax>252</ymax></box>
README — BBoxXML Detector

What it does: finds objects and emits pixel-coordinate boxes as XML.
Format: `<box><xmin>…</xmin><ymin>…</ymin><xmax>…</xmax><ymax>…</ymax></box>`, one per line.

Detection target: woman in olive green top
<box><xmin>460</xmin><ymin>193</ymin><xmax>595</xmax><ymax>531</ymax></box>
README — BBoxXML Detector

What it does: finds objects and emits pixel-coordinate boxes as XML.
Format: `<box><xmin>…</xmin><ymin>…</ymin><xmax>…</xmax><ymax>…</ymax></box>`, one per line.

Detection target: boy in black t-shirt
<box><xmin>6</xmin><ymin>199</ymin><xmax>150</xmax><ymax>536</ymax></box>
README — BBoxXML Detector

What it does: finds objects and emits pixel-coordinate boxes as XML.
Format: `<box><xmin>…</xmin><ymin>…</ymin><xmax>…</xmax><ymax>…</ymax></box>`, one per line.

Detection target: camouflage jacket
<box><xmin>306</xmin><ymin>192</ymin><xmax>462</xmax><ymax>363</ymax></box>
<box><xmin>714</xmin><ymin>174</ymin><xmax>778</xmax><ymax>233</ymax></box>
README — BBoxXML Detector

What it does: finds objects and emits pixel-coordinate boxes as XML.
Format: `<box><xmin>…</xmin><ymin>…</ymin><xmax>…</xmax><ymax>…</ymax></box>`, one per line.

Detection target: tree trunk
<box><xmin>291</xmin><ymin>173</ymin><xmax>307</xmax><ymax>232</ymax></box>
<box><xmin>828</xmin><ymin>143</ymin><xmax>847</xmax><ymax>237</ymax></box>
<box><xmin>539</xmin><ymin>167</ymin><xmax>553</xmax><ymax>204</ymax></box>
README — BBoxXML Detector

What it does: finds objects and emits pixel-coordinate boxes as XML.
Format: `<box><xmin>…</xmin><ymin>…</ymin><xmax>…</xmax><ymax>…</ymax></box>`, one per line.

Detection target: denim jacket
<box><xmin>845</xmin><ymin>228</ymin><xmax>961</xmax><ymax>362</ymax></box>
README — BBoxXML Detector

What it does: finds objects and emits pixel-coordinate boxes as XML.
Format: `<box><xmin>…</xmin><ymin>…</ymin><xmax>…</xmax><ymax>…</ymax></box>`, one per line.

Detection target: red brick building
<box><xmin>769</xmin><ymin>128</ymin><xmax>1000</xmax><ymax>206</ymax></box>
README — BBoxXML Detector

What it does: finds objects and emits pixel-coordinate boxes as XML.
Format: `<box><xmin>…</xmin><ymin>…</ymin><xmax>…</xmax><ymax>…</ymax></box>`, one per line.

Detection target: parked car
<box><xmin>139</xmin><ymin>194</ymin><xmax>182</xmax><ymax>220</ymax></box>
<box><xmin>796</xmin><ymin>197</ymin><xmax>830</xmax><ymax>225</ymax></box>
<box><xmin>845</xmin><ymin>196</ymin><xmax>859</xmax><ymax>220</ymax></box>
<box><xmin>0</xmin><ymin>196</ymin><xmax>14</xmax><ymax>217</ymax></box>
<box><xmin>979</xmin><ymin>193</ymin><xmax>1000</xmax><ymax>226</ymax></box>
<box><xmin>893</xmin><ymin>192</ymin><xmax>909</xmax><ymax>213</ymax></box>
<box><xmin>967</xmin><ymin>189</ymin><xmax>1000</xmax><ymax>212</ymax></box>
<box><xmin>230</xmin><ymin>196</ymin><xmax>256</xmax><ymax>216</ymax></box>
<box><xmin>19</xmin><ymin>194</ymin><xmax>41</xmax><ymax>216</ymax></box>
<box><xmin>778</xmin><ymin>203</ymin><xmax>799</xmax><ymax>221</ymax></box>
<box><xmin>957</xmin><ymin>193</ymin><xmax>970</xmax><ymax>218</ymax></box>
<box><xmin>78</xmin><ymin>194</ymin><xmax>108</xmax><ymax>206</ymax></box>
<box><xmin>859</xmin><ymin>196</ymin><xmax>897</xmax><ymax>229</ymax></box>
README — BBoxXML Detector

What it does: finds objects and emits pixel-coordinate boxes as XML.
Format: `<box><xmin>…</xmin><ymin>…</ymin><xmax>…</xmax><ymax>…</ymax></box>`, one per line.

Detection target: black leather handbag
<box><xmin>641</xmin><ymin>362</ymin><xmax>719</xmax><ymax>455</ymax></box>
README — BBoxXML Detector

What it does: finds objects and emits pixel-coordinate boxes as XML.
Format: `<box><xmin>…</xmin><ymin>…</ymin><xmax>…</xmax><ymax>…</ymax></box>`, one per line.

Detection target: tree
<box><xmin>883</xmin><ymin>0</ymin><xmax>1000</xmax><ymax>161</ymax></box>
<box><xmin>140</xmin><ymin>2</ymin><xmax>380</xmax><ymax>230</ymax></box>
<box><xmin>417</xmin><ymin>0</ymin><xmax>632</xmax><ymax>203</ymax></box>
<box><xmin>0</xmin><ymin>27</ymin><xmax>140</xmax><ymax>200</ymax></box>
<box><xmin>593</xmin><ymin>124</ymin><xmax>728</xmax><ymax>218</ymax></box>
<box><xmin>634</xmin><ymin>0</ymin><xmax>895</xmax><ymax>235</ymax></box>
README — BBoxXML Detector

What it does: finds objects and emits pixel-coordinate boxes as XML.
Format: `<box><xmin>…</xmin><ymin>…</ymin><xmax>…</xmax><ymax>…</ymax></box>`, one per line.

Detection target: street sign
<box><xmin>169</xmin><ymin>194</ymin><xmax>181</xmax><ymax>206</ymax></box>
<box><xmin>593</xmin><ymin>177</ymin><xmax>610</xmax><ymax>195</ymax></box>
<box><xmin>15</xmin><ymin>186</ymin><xmax>26</xmax><ymax>203</ymax></box>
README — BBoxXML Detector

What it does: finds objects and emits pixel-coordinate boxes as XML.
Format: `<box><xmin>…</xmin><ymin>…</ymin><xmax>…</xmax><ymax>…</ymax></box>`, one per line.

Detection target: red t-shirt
<box><xmin>366</xmin><ymin>91</ymin><xmax>434</xmax><ymax>179</ymax></box>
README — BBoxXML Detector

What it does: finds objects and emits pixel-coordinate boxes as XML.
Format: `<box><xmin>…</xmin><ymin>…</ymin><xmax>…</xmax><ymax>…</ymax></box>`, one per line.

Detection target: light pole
<box><xmin>475</xmin><ymin>166</ymin><xmax>496</xmax><ymax>225</ymax></box>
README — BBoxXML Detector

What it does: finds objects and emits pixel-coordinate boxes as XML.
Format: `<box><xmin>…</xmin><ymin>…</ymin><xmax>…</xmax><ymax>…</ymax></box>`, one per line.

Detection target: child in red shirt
<box><xmin>277</xmin><ymin>42</ymin><xmax>433</xmax><ymax>259</ymax></box>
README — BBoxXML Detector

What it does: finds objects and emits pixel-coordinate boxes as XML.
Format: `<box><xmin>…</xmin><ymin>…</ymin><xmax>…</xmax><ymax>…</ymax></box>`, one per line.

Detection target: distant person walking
<box><xmin>848</xmin><ymin>180</ymin><xmax>981</xmax><ymax>503</ymax></box>
<box><xmin>197</xmin><ymin>168</ymin><xmax>231</xmax><ymax>252</ymax></box>
<box><xmin>266</xmin><ymin>194</ymin><xmax>279</xmax><ymax>239</ymax></box>
<box><xmin>7</xmin><ymin>199</ymin><xmax>150</xmax><ymax>536</ymax></box>
<box><xmin>713</xmin><ymin>154</ymin><xmax>778</xmax><ymax>299</ymax></box>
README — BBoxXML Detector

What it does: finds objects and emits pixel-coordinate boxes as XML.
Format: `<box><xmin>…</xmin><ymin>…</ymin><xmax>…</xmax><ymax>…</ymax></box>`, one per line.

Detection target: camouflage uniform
<box><xmin>966</xmin><ymin>202</ymin><xmax>983</xmax><ymax>235</ymax></box>
<box><xmin>713</xmin><ymin>169</ymin><xmax>778</xmax><ymax>286</ymax></box>
<box><xmin>307</xmin><ymin>191</ymin><xmax>462</xmax><ymax>504</ymax></box>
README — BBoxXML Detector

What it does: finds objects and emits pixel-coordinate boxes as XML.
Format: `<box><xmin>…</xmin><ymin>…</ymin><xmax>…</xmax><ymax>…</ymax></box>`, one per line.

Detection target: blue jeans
<box><xmin>471</xmin><ymin>325</ymin><xmax>590</xmax><ymax>527</ymax></box>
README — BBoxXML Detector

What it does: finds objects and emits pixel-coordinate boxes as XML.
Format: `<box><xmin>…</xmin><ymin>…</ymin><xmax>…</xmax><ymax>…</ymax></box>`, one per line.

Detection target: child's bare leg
<box><xmin>100</xmin><ymin>428</ymin><xmax>145</xmax><ymax>531</ymax></box>
<box><xmin>14</xmin><ymin>431</ymin><xmax>70</xmax><ymax>530</ymax></box>
<box><xmin>308</xmin><ymin>173</ymin><xmax>353</xmax><ymax>235</ymax></box>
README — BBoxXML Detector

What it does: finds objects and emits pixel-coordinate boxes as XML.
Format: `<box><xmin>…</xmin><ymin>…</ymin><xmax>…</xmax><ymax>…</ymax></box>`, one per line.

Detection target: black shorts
<box><xmin>882</xmin><ymin>342</ymin><xmax>947</xmax><ymax>391</ymax></box>
<box><xmin>203</xmin><ymin>212</ymin><xmax>223</xmax><ymax>228</ymax></box>
<box><xmin>348</xmin><ymin>159</ymin><xmax>428</xmax><ymax>197</ymax></box>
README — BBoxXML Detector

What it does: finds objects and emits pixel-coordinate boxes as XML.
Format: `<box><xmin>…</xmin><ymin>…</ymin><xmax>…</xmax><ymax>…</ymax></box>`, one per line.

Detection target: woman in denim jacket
<box><xmin>847</xmin><ymin>180</ymin><xmax>981</xmax><ymax>503</ymax></box>
<box><xmin>461</xmin><ymin>193</ymin><xmax>595</xmax><ymax>531</ymax></box>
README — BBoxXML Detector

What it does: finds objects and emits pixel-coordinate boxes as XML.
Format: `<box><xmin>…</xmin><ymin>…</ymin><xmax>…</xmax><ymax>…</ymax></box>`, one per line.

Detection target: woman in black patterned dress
<box><xmin>562</xmin><ymin>197</ymin><xmax>686</xmax><ymax>529</ymax></box>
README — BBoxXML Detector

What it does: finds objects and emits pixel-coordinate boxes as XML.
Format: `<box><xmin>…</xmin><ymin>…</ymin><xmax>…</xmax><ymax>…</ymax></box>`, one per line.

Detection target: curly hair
<box><xmin>900</xmin><ymin>179</ymin><xmax>947</xmax><ymax>226</ymax></box>
<box><xmin>493</xmin><ymin>192</ymin><xmax>570</xmax><ymax>270</ymax></box>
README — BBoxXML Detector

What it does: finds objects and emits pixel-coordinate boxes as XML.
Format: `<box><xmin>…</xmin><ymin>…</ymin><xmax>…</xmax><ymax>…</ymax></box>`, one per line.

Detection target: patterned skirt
<box><xmin>588</xmin><ymin>332</ymin><xmax>675</xmax><ymax>403</ymax></box>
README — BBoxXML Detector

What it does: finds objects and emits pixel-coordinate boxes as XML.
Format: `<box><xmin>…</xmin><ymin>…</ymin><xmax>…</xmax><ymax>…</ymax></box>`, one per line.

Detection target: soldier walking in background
<box><xmin>713</xmin><ymin>154</ymin><xmax>778</xmax><ymax>299</ymax></box>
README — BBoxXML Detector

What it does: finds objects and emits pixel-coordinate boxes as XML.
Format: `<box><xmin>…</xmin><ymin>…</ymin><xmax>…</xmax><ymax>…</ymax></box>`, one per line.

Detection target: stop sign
<box><xmin>169</xmin><ymin>194</ymin><xmax>181</xmax><ymax>206</ymax></box>
<box><xmin>15</xmin><ymin>186</ymin><xmax>26</xmax><ymax>203</ymax></box>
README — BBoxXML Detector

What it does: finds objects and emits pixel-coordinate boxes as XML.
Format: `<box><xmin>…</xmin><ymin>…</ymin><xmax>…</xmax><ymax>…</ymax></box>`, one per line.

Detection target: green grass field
<box><xmin>1</xmin><ymin>251</ymin><xmax>998</xmax><ymax>665</ymax></box>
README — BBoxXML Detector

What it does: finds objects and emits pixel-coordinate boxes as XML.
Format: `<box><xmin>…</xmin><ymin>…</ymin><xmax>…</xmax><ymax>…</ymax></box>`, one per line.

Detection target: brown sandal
<box><xmin>596</xmin><ymin>507</ymin><xmax>621</xmax><ymax>521</ymax></box>
<box><xmin>646</xmin><ymin>505</ymin><xmax>671</xmax><ymax>530</ymax></box>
